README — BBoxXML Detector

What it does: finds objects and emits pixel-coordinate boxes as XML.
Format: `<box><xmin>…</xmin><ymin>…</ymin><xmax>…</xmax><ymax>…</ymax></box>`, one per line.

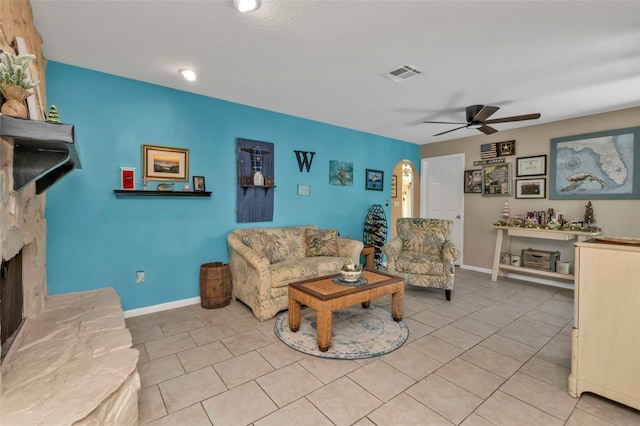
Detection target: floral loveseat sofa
<box><xmin>228</xmin><ymin>225</ymin><xmax>363</xmax><ymax>320</ymax></box>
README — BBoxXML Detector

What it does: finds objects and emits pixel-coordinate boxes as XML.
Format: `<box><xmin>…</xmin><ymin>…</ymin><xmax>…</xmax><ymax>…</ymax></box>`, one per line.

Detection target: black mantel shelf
<box><xmin>114</xmin><ymin>190</ymin><xmax>212</xmax><ymax>197</ymax></box>
<box><xmin>0</xmin><ymin>115</ymin><xmax>81</xmax><ymax>194</ymax></box>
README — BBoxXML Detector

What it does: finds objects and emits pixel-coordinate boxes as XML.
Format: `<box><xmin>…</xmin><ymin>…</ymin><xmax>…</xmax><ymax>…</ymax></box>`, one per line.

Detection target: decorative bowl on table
<box><xmin>340</xmin><ymin>260</ymin><xmax>362</xmax><ymax>282</ymax></box>
<box><xmin>340</xmin><ymin>269</ymin><xmax>362</xmax><ymax>282</ymax></box>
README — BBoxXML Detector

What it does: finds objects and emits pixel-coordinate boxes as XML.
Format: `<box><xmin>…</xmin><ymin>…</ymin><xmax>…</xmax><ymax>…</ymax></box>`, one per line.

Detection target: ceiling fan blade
<box><xmin>423</xmin><ymin>120</ymin><xmax>467</xmax><ymax>125</ymax></box>
<box><xmin>485</xmin><ymin>113</ymin><xmax>541</xmax><ymax>124</ymax></box>
<box><xmin>433</xmin><ymin>125</ymin><xmax>467</xmax><ymax>137</ymax></box>
<box><xmin>471</xmin><ymin>106</ymin><xmax>500</xmax><ymax>123</ymax></box>
<box><xmin>478</xmin><ymin>125</ymin><xmax>498</xmax><ymax>135</ymax></box>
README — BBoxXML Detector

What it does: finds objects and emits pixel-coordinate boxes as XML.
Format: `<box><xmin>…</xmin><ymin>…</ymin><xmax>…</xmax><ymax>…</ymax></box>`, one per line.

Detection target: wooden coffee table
<box><xmin>288</xmin><ymin>269</ymin><xmax>404</xmax><ymax>352</ymax></box>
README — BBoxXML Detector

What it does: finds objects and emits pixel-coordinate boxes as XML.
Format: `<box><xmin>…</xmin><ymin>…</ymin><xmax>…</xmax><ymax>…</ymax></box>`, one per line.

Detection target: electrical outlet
<box><xmin>135</xmin><ymin>271</ymin><xmax>144</xmax><ymax>283</ymax></box>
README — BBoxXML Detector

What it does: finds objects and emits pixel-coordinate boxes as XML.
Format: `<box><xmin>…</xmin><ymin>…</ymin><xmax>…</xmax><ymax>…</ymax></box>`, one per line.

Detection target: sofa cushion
<box><xmin>305</xmin><ymin>228</ymin><xmax>339</xmax><ymax>257</ymax></box>
<box><xmin>396</xmin><ymin>251</ymin><xmax>445</xmax><ymax>276</ymax></box>
<box><xmin>270</xmin><ymin>256</ymin><xmax>347</xmax><ymax>288</ymax></box>
<box><xmin>281</xmin><ymin>226</ymin><xmax>309</xmax><ymax>261</ymax></box>
<box><xmin>241</xmin><ymin>230</ymin><xmax>289</xmax><ymax>264</ymax></box>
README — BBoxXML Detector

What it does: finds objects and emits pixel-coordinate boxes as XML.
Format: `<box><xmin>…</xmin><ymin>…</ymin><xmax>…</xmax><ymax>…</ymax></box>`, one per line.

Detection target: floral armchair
<box><xmin>382</xmin><ymin>218</ymin><xmax>460</xmax><ymax>300</ymax></box>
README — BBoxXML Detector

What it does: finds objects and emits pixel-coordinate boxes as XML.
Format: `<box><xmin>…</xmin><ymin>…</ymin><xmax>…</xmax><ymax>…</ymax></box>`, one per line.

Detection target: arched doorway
<box><xmin>390</xmin><ymin>160</ymin><xmax>419</xmax><ymax>238</ymax></box>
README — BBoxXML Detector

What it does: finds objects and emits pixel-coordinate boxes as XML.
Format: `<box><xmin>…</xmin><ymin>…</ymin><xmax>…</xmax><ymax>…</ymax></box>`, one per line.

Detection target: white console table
<box><xmin>491</xmin><ymin>226</ymin><xmax>600</xmax><ymax>282</ymax></box>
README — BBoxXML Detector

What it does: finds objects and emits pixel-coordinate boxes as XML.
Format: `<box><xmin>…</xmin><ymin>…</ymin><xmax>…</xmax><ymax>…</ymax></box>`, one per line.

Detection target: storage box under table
<box><xmin>521</xmin><ymin>248</ymin><xmax>561</xmax><ymax>272</ymax></box>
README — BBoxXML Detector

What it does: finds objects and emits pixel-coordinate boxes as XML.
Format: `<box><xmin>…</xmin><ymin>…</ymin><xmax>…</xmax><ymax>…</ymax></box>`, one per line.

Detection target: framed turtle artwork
<box><xmin>549</xmin><ymin>126</ymin><xmax>640</xmax><ymax>199</ymax></box>
<box><xmin>329</xmin><ymin>161</ymin><xmax>353</xmax><ymax>186</ymax></box>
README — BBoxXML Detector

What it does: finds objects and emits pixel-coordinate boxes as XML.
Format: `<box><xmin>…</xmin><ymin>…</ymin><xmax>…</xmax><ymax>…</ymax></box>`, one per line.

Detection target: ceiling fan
<box><xmin>424</xmin><ymin>105</ymin><xmax>541</xmax><ymax>137</ymax></box>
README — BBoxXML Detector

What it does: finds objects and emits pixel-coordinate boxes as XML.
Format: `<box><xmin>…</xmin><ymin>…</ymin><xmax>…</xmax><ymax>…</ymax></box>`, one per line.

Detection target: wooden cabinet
<box><xmin>491</xmin><ymin>226</ymin><xmax>600</xmax><ymax>283</ymax></box>
<box><xmin>568</xmin><ymin>239</ymin><xmax>640</xmax><ymax>410</ymax></box>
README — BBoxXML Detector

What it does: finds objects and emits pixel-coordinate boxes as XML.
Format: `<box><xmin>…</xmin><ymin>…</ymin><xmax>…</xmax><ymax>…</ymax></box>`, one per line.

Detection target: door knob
<box><xmin>456</xmin><ymin>215</ymin><xmax>461</xmax><ymax>219</ymax></box>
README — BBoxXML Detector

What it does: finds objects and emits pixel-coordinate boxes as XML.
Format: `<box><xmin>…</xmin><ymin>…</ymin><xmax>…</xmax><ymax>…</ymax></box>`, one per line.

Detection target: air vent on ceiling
<box><xmin>384</xmin><ymin>65</ymin><xmax>422</xmax><ymax>82</ymax></box>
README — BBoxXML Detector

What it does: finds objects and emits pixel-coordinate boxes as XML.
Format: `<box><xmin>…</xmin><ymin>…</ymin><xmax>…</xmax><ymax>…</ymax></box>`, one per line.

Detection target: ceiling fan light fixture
<box><xmin>233</xmin><ymin>0</ymin><xmax>260</xmax><ymax>12</ymax></box>
<box><xmin>425</xmin><ymin>104</ymin><xmax>541</xmax><ymax>137</ymax></box>
<box><xmin>179</xmin><ymin>69</ymin><xmax>197</xmax><ymax>82</ymax></box>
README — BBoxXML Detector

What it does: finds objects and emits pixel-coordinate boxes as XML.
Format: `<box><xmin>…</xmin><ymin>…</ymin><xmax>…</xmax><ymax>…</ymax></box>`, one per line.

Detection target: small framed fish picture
<box><xmin>329</xmin><ymin>160</ymin><xmax>353</xmax><ymax>186</ymax></box>
<box><xmin>365</xmin><ymin>169</ymin><xmax>384</xmax><ymax>191</ymax></box>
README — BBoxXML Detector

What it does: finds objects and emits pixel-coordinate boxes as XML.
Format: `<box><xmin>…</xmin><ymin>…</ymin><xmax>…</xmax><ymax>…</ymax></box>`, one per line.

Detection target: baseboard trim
<box><xmin>123</xmin><ymin>265</ymin><xmax>573</xmax><ymax>318</ymax></box>
<box><xmin>124</xmin><ymin>297</ymin><xmax>201</xmax><ymax>318</ymax></box>
<box><xmin>459</xmin><ymin>264</ymin><xmax>491</xmax><ymax>274</ymax></box>
<box><xmin>459</xmin><ymin>264</ymin><xmax>573</xmax><ymax>290</ymax></box>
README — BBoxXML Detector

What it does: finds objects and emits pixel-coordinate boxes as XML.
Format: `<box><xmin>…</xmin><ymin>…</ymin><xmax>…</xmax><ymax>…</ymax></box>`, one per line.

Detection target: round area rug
<box><xmin>274</xmin><ymin>305</ymin><xmax>409</xmax><ymax>359</ymax></box>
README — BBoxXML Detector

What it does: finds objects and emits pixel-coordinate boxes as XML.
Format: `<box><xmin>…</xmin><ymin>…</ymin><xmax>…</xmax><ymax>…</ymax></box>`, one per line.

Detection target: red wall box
<box><xmin>120</xmin><ymin>167</ymin><xmax>136</xmax><ymax>190</ymax></box>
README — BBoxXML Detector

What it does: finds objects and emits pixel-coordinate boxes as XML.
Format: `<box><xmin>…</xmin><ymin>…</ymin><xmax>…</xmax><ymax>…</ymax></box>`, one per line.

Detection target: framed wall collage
<box><xmin>469</xmin><ymin>138</ymin><xmax>550</xmax><ymax>198</ymax></box>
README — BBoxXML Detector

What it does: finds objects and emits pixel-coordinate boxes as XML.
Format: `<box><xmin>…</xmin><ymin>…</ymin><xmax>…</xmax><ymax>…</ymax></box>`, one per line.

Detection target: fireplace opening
<box><xmin>1</xmin><ymin>249</ymin><xmax>24</xmax><ymax>361</ymax></box>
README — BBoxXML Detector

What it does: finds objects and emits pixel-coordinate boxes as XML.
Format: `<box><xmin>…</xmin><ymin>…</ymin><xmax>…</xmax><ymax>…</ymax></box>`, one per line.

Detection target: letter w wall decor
<box><xmin>294</xmin><ymin>150</ymin><xmax>315</xmax><ymax>172</ymax></box>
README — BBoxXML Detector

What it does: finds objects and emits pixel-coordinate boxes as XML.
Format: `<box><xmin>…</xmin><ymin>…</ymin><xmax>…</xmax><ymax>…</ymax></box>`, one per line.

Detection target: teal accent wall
<box><xmin>44</xmin><ymin>62</ymin><xmax>420</xmax><ymax>311</ymax></box>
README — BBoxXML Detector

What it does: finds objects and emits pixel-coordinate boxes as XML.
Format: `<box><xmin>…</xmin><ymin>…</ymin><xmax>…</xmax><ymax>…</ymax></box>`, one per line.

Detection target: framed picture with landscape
<box><xmin>142</xmin><ymin>144</ymin><xmax>189</xmax><ymax>181</ymax></box>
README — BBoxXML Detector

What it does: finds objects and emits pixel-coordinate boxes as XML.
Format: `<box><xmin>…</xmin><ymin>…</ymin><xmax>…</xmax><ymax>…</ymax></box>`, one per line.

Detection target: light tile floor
<box><xmin>128</xmin><ymin>269</ymin><xmax>640</xmax><ymax>425</ymax></box>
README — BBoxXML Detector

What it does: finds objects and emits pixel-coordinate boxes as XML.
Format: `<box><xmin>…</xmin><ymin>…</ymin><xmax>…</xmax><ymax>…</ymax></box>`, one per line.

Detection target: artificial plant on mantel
<box><xmin>0</xmin><ymin>50</ymin><xmax>39</xmax><ymax>118</ymax></box>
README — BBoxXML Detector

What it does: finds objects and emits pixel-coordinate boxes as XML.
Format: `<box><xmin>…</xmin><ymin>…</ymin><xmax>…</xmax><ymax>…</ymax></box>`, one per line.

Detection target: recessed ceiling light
<box><xmin>233</xmin><ymin>0</ymin><xmax>260</xmax><ymax>13</ymax></box>
<box><xmin>179</xmin><ymin>69</ymin><xmax>197</xmax><ymax>82</ymax></box>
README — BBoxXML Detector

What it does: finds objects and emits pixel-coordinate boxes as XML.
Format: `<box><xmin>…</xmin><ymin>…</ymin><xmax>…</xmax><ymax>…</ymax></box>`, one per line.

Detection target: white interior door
<box><xmin>420</xmin><ymin>154</ymin><xmax>464</xmax><ymax>265</ymax></box>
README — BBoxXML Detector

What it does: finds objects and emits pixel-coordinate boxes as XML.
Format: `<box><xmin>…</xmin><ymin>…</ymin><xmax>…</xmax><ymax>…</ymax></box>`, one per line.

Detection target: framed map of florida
<box><xmin>549</xmin><ymin>126</ymin><xmax>640</xmax><ymax>200</ymax></box>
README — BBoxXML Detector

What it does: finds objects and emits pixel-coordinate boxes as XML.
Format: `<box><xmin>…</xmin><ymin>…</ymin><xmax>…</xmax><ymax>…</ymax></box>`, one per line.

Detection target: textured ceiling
<box><xmin>30</xmin><ymin>0</ymin><xmax>640</xmax><ymax>145</ymax></box>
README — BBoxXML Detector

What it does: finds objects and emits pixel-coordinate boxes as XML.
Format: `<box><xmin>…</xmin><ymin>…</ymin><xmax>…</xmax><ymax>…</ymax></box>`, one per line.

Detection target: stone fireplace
<box><xmin>0</xmin><ymin>0</ymin><xmax>52</xmax><ymax>398</ymax></box>
<box><xmin>1</xmin><ymin>249</ymin><xmax>24</xmax><ymax>359</ymax></box>
<box><xmin>1</xmin><ymin>2</ymin><xmax>140</xmax><ymax>424</ymax></box>
<box><xmin>0</xmin><ymin>140</ymin><xmax>48</xmax><ymax>393</ymax></box>
<box><xmin>1</xmin><ymin>135</ymin><xmax>140</xmax><ymax>425</ymax></box>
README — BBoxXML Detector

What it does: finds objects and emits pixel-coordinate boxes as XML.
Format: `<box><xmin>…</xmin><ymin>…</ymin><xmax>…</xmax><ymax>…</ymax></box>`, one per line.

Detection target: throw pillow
<box><xmin>241</xmin><ymin>232</ymin><xmax>287</xmax><ymax>264</ymax></box>
<box><xmin>305</xmin><ymin>228</ymin><xmax>339</xmax><ymax>257</ymax></box>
